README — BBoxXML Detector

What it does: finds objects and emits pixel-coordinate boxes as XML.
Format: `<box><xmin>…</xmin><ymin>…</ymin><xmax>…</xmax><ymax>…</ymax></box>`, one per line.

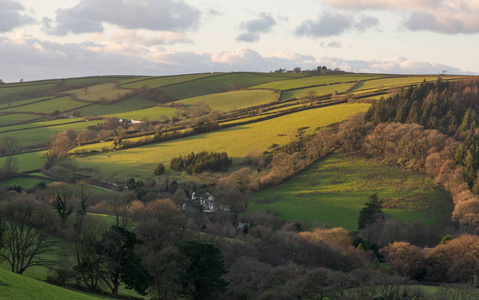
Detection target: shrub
<box><xmin>154</xmin><ymin>163</ymin><xmax>165</xmax><ymax>175</ymax></box>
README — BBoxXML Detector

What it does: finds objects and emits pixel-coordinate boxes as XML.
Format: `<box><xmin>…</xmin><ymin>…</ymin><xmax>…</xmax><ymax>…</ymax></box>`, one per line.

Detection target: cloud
<box><xmin>236</xmin><ymin>33</ymin><xmax>260</xmax><ymax>43</ymax></box>
<box><xmin>0</xmin><ymin>36</ymin><xmax>472</xmax><ymax>83</ymax></box>
<box><xmin>42</xmin><ymin>0</ymin><xmax>201</xmax><ymax>36</ymax></box>
<box><xmin>111</xmin><ymin>30</ymin><xmax>193</xmax><ymax>46</ymax></box>
<box><xmin>0</xmin><ymin>0</ymin><xmax>34</xmax><ymax>32</ymax></box>
<box><xmin>321</xmin><ymin>41</ymin><xmax>342</xmax><ymax>48</ymax></box>
<box><xmin>295</xmin><ymin>12</ymin><xmax>377</xmax><ymax>38</ymax></box>
<box><xmin>236</xmin><ymin>12</ymin><xmax>276</xmax><ymax>43</ymax></box>
<box><xmin>325</xmin><ymin>0</ymin><xmax>479</xmax><ymax>34</ymax></box>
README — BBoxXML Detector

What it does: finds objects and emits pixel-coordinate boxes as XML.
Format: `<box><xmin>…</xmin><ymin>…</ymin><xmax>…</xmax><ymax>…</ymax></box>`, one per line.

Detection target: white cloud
<box><xmin>42</xmin><ymin>0</ymin><xmax>201</xmax><ymax>36</ymax></box>
<box><xmin>111</xmin><ymin>30</ymin><xmax>193</xmax><ymax>46</ymax></box>
<box><xmin>0</xmin><ymin>0</ymin><xmax>34</xmax><ymax>32</ymax></box>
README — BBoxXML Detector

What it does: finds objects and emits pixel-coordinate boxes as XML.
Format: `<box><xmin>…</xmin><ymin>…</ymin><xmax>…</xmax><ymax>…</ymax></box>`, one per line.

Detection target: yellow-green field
<box><xmin>352</xmin><ymin>76</ymin><xmax>453</xmax><ymax>92</ymax></box>
<box><xmin>2</xmin><ymin>96</ymin><xmax>85</xmax><ymax>114</ymax></box>
<box><xmin>251</xmin><ymin>75</ymin><xmax>381</xmax><ymax>90</ymax></box>
<box><xmin>279</xmin><ymin>83</ymin><xmax>355</xmax><ymax>100</ymax></box>
<box><xmin>68</xmin><ymin>83</ymin><xmax>134</xmax><ymax>101</ymax></box>
<box><xmin>121</xmin><ymin>73</ymin><xmax>218</xmax><ymax>89</ymax></box>
<box><xmin>69</xmin><ymin>103</ymin><xmax>370</xmax><ymax>179</ymax></box>
<box><xmin>177</xmin><ymin>89</ymin><xmax>279</xmax><ymax>111</ymax></box>
<box><xmin>101</xmin><ymin>106</ymin><xmax>178</xmax><ymax>121</ymax></box>
<box><xmin>0</xmin><ymin>113</ymin><xmax>41</xmax><ymax>126</ymax></box>
<box><xmin>0</xmin><ymin>151</ymin><xmax>46</xmax><ymax>172</ymax></box>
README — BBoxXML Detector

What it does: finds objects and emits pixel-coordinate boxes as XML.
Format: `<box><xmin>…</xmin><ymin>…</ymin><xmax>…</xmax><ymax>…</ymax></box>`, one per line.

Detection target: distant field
<box><xmin>249</xmin><ymin>153</ymin><xmax>453</xmax><ymax>230</ymax></box>
<box><xmin>279</xmin><ymin>83</ymin><xmax>355</xmax><ymax>100</ymax></box>
<box><xmin>0</xmin><ymin>119</ymin><xmax>99</xmax><ymax>146</ymax></box>
<box><xmin>161</xmin><ymin>73</ymin><xmax>304</xmax><ymax>100</ymax></box>
<box><xmin>177</xmin><ymin>89</ymin><xmax>279</xmax><ymax>111</ymax></box>
<box><xmin>0</xmin><ymin>96</ymin><xmax>51</xmax><ymax>110</ymax></box>
<box><xmin>251</xmin><ymin>75</ymin><xmax>382</xmax><ymax>90</ymax></box>
<box><xmin>68</xmin><ymin>83</ymin><xmax>134</xmax><ymax>102</ymax></box>
<box><xmin>79</xmin><ymin>95</ymin><xmax>157</xmax><ymax>116</ymax></box>
<box><xmin>0</xmin><ymin>83</ymin><xmax>56</xmax><ymax>103</ymax></box>
<box><xmin>121</xmin><ymin>73</ymin><xmax>218</xmax><ymax>89</ymax></box>
<box><xmin>1</xmin><ymin>177</ymin><xmax>52</xmax><ymax>188</ymax></box>
<box><xmin>69</xmin><ymin>103</ymin><xmax>370</xmax><ymax>179</ymax></box>
<box><xmin>101</xmin><ymin>106</ymin><xmax>178</xmax><ymax>121</ymax></box>
<box><xmin>2</xmin><ymin>96</ymin><xmax>85</xmax><ymax>114</ymax></box>
<box><xmin>0</xmin><ymin>268</ymin><xmax>107</xmax><ymax>300</ymax></box>
<box><xmin>0</xmin><ymin>151</ymin><xmax>46</xmax><ymax>172</ymax></box>
<box><xmin>0</xmin><ymin>113</ymin><xmax>40</xmax><ymax>126</ymax></box>
<box><xmin>352</xmin><ymin>76</ymin><xmax>448</xmax><ymax>92</ymax></box>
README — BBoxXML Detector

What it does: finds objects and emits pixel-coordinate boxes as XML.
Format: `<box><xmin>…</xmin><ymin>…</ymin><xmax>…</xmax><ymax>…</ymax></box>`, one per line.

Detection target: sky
<box><xmin>1</xmin><ymin>0</ymin><xmax>478</xmax><ymax>82</ymax></box>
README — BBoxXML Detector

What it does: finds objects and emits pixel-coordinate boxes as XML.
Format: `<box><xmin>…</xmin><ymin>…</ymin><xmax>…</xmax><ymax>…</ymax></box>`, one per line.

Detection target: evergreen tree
<box><xmin>358</xmin><ymin>193</ymin><xmax>384</xmax><ymax>230</ymax></box>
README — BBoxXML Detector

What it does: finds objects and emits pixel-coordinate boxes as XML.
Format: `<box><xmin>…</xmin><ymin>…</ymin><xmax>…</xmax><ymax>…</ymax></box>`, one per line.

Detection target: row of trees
<box><xmin>170</xmin><ymin>151</ymin><xmax>232</xmax><ymax>174</ymax></box>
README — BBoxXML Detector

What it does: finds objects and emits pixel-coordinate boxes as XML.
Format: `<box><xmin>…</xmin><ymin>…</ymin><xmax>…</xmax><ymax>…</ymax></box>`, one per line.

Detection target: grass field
<box><xmin>68</xmin><ymin>83</ymin><xmax>134</xmax><ymax>102</ymax></box>
<box><xmin>0</xmin><ymin>176</ymin><xmax>52</xmax><ymax>189</ymax></box>
<box><xmin>0</xmin><ymin>113</ymin><xmax>41</xmax><ymax>126</ymax></box>
<box><xmin>101</xmin><ymin>105</ymin><xmax>178</xmax><ymax>121</ymax></box>
<box><xmin>0</xmin><ymin>268</ymin><xmax>108</xmax><ymax>300</ymax></box>
<box><xmin>121</xmin><ymin>73</ymin><xmax>218</xmax><ymax>89</ymax></box>
<box><xmin>0</xmin><ymin>83</ymin><xmax>57</xmax><ymax>103</ymax></box>
<box><xmin>161</xmin><ymin>73</ymin><xmax>304</xmax><ymax>100</ymax></box>
<box><xmin>78</xmin><ymin>95</ymin><xmax>156</xmax><ymax>116</ymax></box>
<box><xmin>2</xmin><ymin>96</ymin><xmax>85</xmax><ymax>114</ymax></box>
<box><xmin>351</xmin><ymin>76</ymin><xmax>450</xmax><ymax>92</ymax></box>
<box><xmin>249</xmin><ymin>153</ymin><xmax>453</xmax><ymax>231</ymax></box>
<box><xmin>177</xmin><ymin>89</ymin><xmax>279</xmax><ymax>111</ymax></box>
<box><xmin>279</xmin><ymin>83</ymin><xmax>355</xmax><ymax>100</ymax></box>
<box><xmin>69</xmin><ymin>103</ymin><xmax>370</xmax><ymax>179</ymax></box>
<box><xmin>251</xmin><ymin>75</ymin><xmax>381</xmax><ymax>90</ymax></box>
<box><xmin>0</xmin><ymin>151</ymin><xmax>46</xmax><ymax>172</ymax></box>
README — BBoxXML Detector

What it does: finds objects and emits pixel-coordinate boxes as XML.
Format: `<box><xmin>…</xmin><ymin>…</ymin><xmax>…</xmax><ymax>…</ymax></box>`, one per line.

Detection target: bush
<box><xmin>154</xmin><ymin>163</ymin><xmax>165</xmax><ymax>175</ymax></box>
<box><xmin>170</xmin><ymin>151</ymin><xmax>232</xmax><ymax>174</ymax></box>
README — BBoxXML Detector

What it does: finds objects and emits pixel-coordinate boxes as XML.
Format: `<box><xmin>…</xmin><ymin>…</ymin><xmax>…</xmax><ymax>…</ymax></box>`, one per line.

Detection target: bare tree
<box><xmin>0</xmin><ymin>195</ymin><xmax>60</xmax><ymax>274</ymax></box>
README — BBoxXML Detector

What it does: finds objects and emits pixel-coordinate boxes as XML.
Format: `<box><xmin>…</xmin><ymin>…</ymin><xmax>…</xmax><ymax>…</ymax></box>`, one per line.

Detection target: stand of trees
<box><xmin>170</xmin><ymin>151</ymin><xmax>232</xmax><ymax>174</ymax></box>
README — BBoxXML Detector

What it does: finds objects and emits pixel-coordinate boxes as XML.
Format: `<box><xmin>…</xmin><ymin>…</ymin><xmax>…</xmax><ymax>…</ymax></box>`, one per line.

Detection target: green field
<box><xmin>0</xmin><ymin>151</ymin><xmax>46</xmax><ymax>172</ymax></box>
<box><xmin>69</xmin><ymin>103</ymin><xmax>370</xmax><ymax>179</ymax></box>
<box><xmin>121</xmin><ymin>73</ymin><xmax>219</xmax><ymax>89</ymax></box>
<box><xmin>2</xmin><ymin>96</ymin><xmax>85</xmax><ymax>114</ymax></box>
<box><xmin>249</xmin><ymin>153</ymin><xmax>453</xmax><ymax>230</ymax></box>
<box><xmin>78</xmin><ymin>95</ymin><xmax>156</xmax><ymax>116</ymax></box>
<box><xmin>351</xmin><ymin>76</ymin><xmax>449</xmax><ymax>92</ymax></box>
<box><xmin>0</xmin><ymin>268</ymin><xmax>108</xmax><ymax>300</ymax></box>
<box><xmin>68</xmin><ymin>83</ymin><xmax>134</xmax><ymax>102</ymax></box>
<box><xmin>177</xmin><ymin>89</ymin><xmax>279</xmax><ymax>111</ymax></box>
<box><xmin>0</xmin><ymin>119</ymin><xmax>99</xmax><ymax>146</ymax></box>
<box><xmin>0</xmin><ymin>113</ymin><xmax>41</xmax><ymax>126</ymax></box>
<box><xmin>0</xmin><ymin>83</ymin><xmax>57</xmax><ymax>103</ymax></box>
<box><xmin>279</xmin><ymin>83</ymin><xmax>355</xmax><ymax>100</ymax></box>
<box><xmin>251</xmin><ymin>75</ymin><xmax>381</xmax><ymax>90</ymax></box>
<box><xmin>161</xmin><ymin>73</ymin><xmax>304</xmax><ymax>99</ymax></box>
<box><xmin>101</xmin><ymin>105</ymin><xmax>178</xmax><ymax>121</ymax></box>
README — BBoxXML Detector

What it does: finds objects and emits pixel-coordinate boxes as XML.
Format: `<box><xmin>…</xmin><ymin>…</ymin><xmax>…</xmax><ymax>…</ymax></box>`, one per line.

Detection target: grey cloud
<box><xmin>355</xmin><ymin>15</ymin><xmax>379</xmax><ymax>31</ymax></box>
<box><xmin>321</xmin><ymin>41</ymin><xmax>342</xmax><ymax>48</ymax></box>
<box><xmin>0</xmin><ymin>0</ymin><xmax>34</xmax><ymax>32</ymax></box>
<box><xmin>236</xmin><ymin>12</ymin><xmax>276</xmax><ymax>43</ymax></box>
<box><xmin>236</xmin><ymin>33</ymin><xmax>260</xmax><ymax>43</ymax></box>
<box><xmin>295</xmin><ymin>12</ymin><xmax>352</xmax><ymax>37</ymax></box>
<box><xmin>242</xmin><ymin>12</ymin><xmax>276</xmax><ymax>33</ymax></box>
<box><xmin>43</xmin><ymin>0</ymin><xmax>201</xmax><ymax>36</ymax></box>
<box><xmin>404</xmin><ymin>11</ymin><xmax>476</xmax><ymax>34</ymax></box>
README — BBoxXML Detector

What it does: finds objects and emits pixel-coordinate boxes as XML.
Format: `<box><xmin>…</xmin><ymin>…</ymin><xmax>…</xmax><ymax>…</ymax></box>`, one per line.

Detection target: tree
<box><xmin>176</xmin><ymin>240</ymin><xmax>229</xmax><ymax>299</ymax></box>
<box><xmin>358</xmin><ymin>193</ymin><xmax>384</xmax><ymax>230</ymax></box>
<box><xmin>154</xmin><ymin>163</ymin><xmax>165</xmax><ymax>176</ymax></box>
<box><xmin>2</xmin><ymin>136</ymin><xmax>17</xmax><ymax>154</ymax></box>
<box><xmin>51</xmin><ymin>190</ymin><xmax>73</xmax><ymax>223</ymax></box>
<box><xmin>2</xmin><ymin>156</ymin><xmax>18</xmax><ymax>178</ymax></box>
<box><xmin>0</xmin><ymin>196</ymin><xmax>59</xmax><ymax>274</ymax></box>
<box><xmin>101</xmin><ymin>225</ymin><xmax>152</xmax><ymax>296</ymax></box>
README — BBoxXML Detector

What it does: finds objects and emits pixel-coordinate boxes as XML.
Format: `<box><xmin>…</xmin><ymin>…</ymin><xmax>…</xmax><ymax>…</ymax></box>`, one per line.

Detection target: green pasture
<box><xmin>101</xmin><ymin>106</ymin><xmax>178</xmax><ymax>121</ymax></box>
<box><xmin>0</xmin><ymin>177</ymin><xmax>52</xmax><ymax>189</ymax></box>
<box><xmin>0</xmin><ymin>268</ymin><xmax>108</xmax><ymax>300</ymax></box>
<box><xmin>0</xmin><ymin>113</ymin><xmax>41</xmax><ymax>126</ymax></box>
<box><xmin>0</xmin><ymin>119</ymin><xmax>99</xmax><ymax>146</ymax></box>
<box><xmin>161</xmin><ymin>72</ymin><xmax>303</xmax><ymax>100</ymax></box>
<box><xmin>68</xmin><ymin>83</ymin><xmax>134</xmax><ymax>102</ymax></box>
<box><xmin>69</xmin><ymin>103</ymin><xmax>370</xmax><ymax>179</ymax></box>
<box><xmin>250</xmin><ymin>153</ymin><xmax>453</xmax><ymax>231</ymax></box>
<box><xmin>177</xmin><ymin>89</ymin><xmax>279</xmax><ymax>111</ymax></box>
<box><xmin>279</xmin><ymin>83</ymin><xmax>355</xmax><ymax>100</ymax></box>
<box><xmin>352</xmin><ymin>76</ymin><xmax>449</xmax><ymax>92</ymax></box>
<box><xmin>0</xmin><ymin>96</ymin><xmax>52</xmax><ymax>110</ymax></box>
<box><xmin>79</xmin><ymin>95</ymin><xmax>157</xmax><ymax>116</ymax></box>
<box><xmin>121</xmin><ymin>73</ymin><xmax>218</xmax><ymax>89</ymax></box>
<box><xmin>62</xmin><ymin>75</ymin><xmax>139</xmax><ymax>87</ymax></box>
<box><xmin>0</xmin><ymin>83</ymin><xmax>57</xmax><ymax>103</ymax></box>
<box><xmin>0</xmin><ymin>151</ymin><xmax>46</xmax><ymax>172</ymax></box>
<box><xmin>2</xmin><ymin>96</ymin><xmax>86</xmax><ymax>115</ymax></box>
<box><xmin>251</xmin><ymin>75</ymin><xmax>382</xmax><ymax>90</ymax></box>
